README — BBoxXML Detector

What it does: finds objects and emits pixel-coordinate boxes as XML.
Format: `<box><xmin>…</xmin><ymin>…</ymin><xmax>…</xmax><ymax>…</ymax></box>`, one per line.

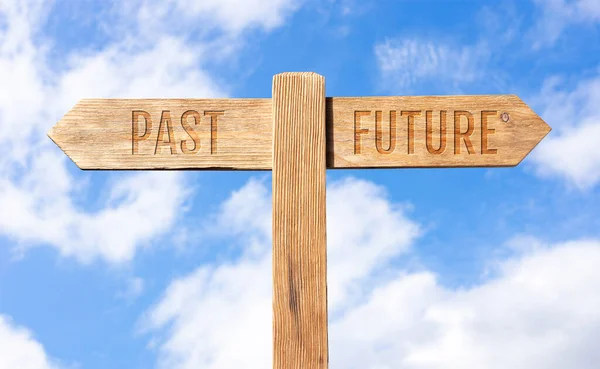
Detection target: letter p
<box><xmin>132</xmin><ymin>110</ymin><xmax>152</xmax><ymax>154</ymax></box>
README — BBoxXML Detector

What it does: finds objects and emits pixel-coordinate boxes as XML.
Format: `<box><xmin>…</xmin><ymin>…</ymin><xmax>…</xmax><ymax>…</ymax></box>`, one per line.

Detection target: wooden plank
<box><xmin>48</xmin><ymin>98</ymin><xmax>272</xmax><ymax>170</ymax></box>
<box><xmin>272</xmin><ymin>72</ymin><xmax>328</xmax><ymax>369</ymax></box>
<box><xmin>327</xmin><ymin>95</ymin><xmax>551</xmax><ymax>168</ymax></box>
<box><xmin>48</xmin><ymin>95</ymin><xmax>550</xmax><ymax>169</ymax></box>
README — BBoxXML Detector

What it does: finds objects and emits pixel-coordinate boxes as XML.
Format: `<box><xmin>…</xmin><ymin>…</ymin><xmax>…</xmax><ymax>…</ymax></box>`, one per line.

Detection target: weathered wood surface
<box><xmin>48</xmin><ymin>98</ymin><xmax>272</xmax><ymax>170</ymax></box>
<box><xmin>48</xmin><ymin>95</ymin><xmax>550</xmax><ymax>169</ymax></box>
<box><xmin>272</xmin><ymin>72</ymin><xmax>328</xmax><ymax>369</ymax></box>
<box><xmin>328</xmin><ymin>95</ymin><xmax>550</xmax><ymax>168</ymax></box>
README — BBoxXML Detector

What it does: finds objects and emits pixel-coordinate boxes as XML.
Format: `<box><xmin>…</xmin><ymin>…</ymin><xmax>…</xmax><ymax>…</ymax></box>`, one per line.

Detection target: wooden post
<box><xmin>272</xmin><ymin>72</ymin><xmax>328</xmax><ymax>369</ymax></box>
<box><xmin>48</xmin><ymin>72</ymin><xmax>552</xmax><ymax>369</ymax></box>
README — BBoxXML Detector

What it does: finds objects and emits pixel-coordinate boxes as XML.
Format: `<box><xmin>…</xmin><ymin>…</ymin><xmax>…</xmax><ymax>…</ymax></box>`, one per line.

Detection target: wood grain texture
<box><xmin>327</xmin><ymin>95</ymin><xmax>551</xmax><ymax>168</ymax></box>
<box><xmin>48</xmin><ymin>95</ymin><xmax>550</xmax><ymax>169</ymax></box>
<box><xmin>272</xmin><ymin>72</ymin><xmax>328</xmax><ymax>369</ymax></box>
<box><xmin>48</xmin><ymin>98</ymin><xmax>272</xmax><ymax>170</ymax></box>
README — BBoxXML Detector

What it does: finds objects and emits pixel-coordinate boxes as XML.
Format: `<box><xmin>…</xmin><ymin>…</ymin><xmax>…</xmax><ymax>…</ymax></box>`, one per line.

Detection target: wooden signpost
<box><xmin>48</xmin><ymin>72</ymin><xmax>551</xmax><ymax>369</ymax></box>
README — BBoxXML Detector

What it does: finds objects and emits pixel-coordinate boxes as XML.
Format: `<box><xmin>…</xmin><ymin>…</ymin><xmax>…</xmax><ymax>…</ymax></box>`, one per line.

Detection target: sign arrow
<box><xmin>48</xmin><ymin>95</ymin><xmax>550</xmax><ymax>170</ymax></box>
<box><xmin>47</xmin><ymin>73</ymin><xmax>553</xmax><ymax>369</ymax></box>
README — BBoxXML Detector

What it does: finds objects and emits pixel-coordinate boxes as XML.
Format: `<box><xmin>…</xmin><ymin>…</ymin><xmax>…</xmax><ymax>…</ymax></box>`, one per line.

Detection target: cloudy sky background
<box><xmin>0</xmin><ymin>0</ymin><xmax>599</xmax><ymax>368</ymax></box>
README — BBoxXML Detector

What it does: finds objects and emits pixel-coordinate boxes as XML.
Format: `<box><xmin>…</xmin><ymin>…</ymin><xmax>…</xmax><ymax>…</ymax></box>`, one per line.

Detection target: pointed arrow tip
<box><xmin>47</xmin><ymin>126</ymin><xmax>56</xmax><ymax>143</ymax></box>
<box><xmin>516</xmin><ymin>110</ymin><xmax>552</xmax><ymax>167</ymax></box>
<box><xmin>47</xmin><ymin>123</ymin><xmax>67</xmax><ymax>151</ymax></box>
<box><xmin>47</xmin><ymin>125</ymin><xmax>62</xmax><ymax>152</ymax></box>
<box><xmin>47</xmin><ymin>123</ymin><xmax>85</xmax><ymax>170</ymax></box>
<box><xmin>499</xmin><ymin>95</ymin><xmax>553</xmax><ymax>167</ymax></box>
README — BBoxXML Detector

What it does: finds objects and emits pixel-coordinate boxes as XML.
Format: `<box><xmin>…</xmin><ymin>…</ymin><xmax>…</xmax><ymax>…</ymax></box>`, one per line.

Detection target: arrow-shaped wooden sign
<box><xmin>48</xmin><ymin>73</ymin><xmax>551</xmax><ymax>369</ymax></box>
<box><xmin>48</xmin><ymin>95</ymin><xmax>550</xmax><ymax>170</ymax></box>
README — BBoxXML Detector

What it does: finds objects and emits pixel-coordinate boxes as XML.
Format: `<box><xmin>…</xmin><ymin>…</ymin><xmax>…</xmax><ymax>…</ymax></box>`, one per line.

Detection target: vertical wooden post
<box><xmin>272</xmin><ymin>72</ymin><xmax>328</xmax><ymax>369</ymax></box>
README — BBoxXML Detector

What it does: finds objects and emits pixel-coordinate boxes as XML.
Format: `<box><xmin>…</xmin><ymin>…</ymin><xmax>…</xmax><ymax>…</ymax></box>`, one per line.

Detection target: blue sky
<box><xmin>0</xmin><ymin>0</ymin><xmax>599</xmax><ymax>368</ymax></box>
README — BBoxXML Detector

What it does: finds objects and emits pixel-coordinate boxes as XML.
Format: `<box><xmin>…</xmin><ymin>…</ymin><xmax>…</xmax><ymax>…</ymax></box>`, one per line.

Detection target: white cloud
<box><xmin>327</xmin><ymin>178</ymin><xmax>420</xmax><ymax>311</ymax></box>
<box><xmin>212</xmin><ymin>177</ymin><xmax>272</xmax><ymax>241</ymax></box>
<box><xmin>145</xmin><ymin>257</ymin><xmax>272</xmax><ymax>369</ymax></box>
<box><xmin>56</xmin><ymin>36</ymin><xmax>226</xmax><ymax>103</ymax></box>
<box><xmin>1</xmin><ymin>168</ymin><xmax>190</xmax><ymax>263</ymax></box>
<box><xmin>143</xmin><ymin>177</ymin><xmax>420</xmax><ymax>369</ymax></box>
<box><xmin>529</xmin><ymin>72</ymin><xmax>600</xmax><ymax>189</ymax></box>
<box><xmin>141</xmin><ymin>178</ymin><xmax>274</xmax><ymax>369</ymax></box>
<box><xmin>0</xmin><ymin>0</ymin><xmax>52</xmax><ymax>168</ymax></box>
<box><xmin>143</xmin><ymin>177</ymin><xmax>600</xmax><ymax>369</ymax></box>
<box><xmin>0</xmin><ymin>0</ymin><xmax>301</xmax><ymax>263</ymax></box>
<box><xmin>128</xmin><ymin>0</ymin><xmax>301</xmax><ymax>36</ymax></box>
<box><xmin>332</xmin><ymin>239</ymin><xmax>600</xmax><ymax>369</ymax></box>
<box><xmin>531</xmin><ymin>121</ymin><xmax>600</xmax><ymax>189</ymax></box>
<box><xmin>0</xmin><ymin>315</ymin><xmax>61</xmax><ymax>369</ymax></box>
<box><xmin>530</xmin><ymin>0</ymin><xmax>600</xmax><ymax>48</ymax></box>
<box><xmin>374</xmin><ymin>38</ymin><xmax>490</xmax><ymax>91</ymax></box>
